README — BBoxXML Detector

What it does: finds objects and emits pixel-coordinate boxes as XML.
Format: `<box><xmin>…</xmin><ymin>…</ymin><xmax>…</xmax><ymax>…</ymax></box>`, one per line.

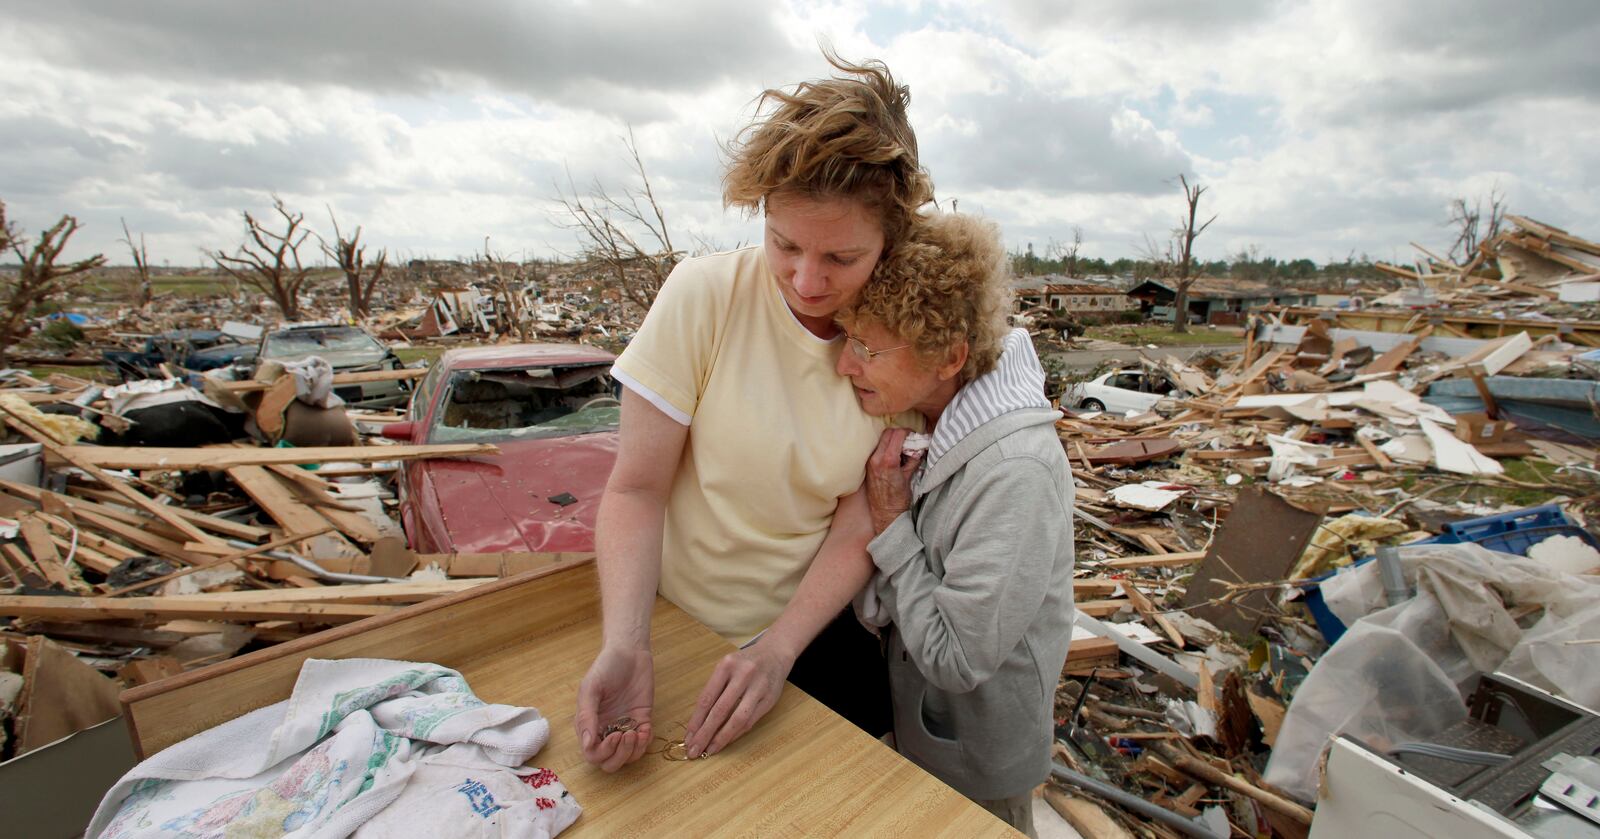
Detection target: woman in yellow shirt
<box><xmin>574</xmin><ymin>52</ymin><xmax>934</xmax><ymax>771</ymax></box>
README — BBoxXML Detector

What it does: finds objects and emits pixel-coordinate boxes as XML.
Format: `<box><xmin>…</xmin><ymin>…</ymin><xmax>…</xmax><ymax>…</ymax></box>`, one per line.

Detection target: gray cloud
<box><xmin>922</xmin><ymin>94</ymin><xmax>1193</xmax><ymax>196</ymax></box>
<box><xmin>7</xmin><ymin>0</ymin><xmax>802</xmax><ymax>115</ymax></box>
<box><xmin>999</xmin><ymin>0</ymin><xmax>1280</xmax><ymax>34</ymax></box>
<box><xmin>1303</xmin><ymin>0</ymin><xmax>1600</xmax><ymax>121</ymax></box>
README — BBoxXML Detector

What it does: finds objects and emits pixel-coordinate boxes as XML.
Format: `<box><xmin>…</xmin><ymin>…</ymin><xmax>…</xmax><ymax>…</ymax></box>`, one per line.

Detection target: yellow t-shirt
<box><xmin>612</xmin><ymin>246</ymin><xmax>899</xmax><ymax>644</ymax></box>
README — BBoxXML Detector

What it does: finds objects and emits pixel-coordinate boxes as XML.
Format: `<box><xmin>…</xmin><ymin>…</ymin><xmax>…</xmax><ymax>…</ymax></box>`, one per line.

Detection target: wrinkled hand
<box><xmin>865</xmin><ymin>427</ymin><xmax>920</xmax><ymax>534</ymax></box>
<box><xmin>575</xmin><ymin>645</ymin><xmax>655</xmax><ymax>772</ymax></box>
<box><xmin>682</xmin><ymin>641</ymin><xmax>795</xmax><ymax>759</ymax></box>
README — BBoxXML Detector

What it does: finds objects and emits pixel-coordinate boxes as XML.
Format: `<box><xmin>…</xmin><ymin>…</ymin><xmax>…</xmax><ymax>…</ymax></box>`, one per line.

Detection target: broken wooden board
<box><xmin>148</xmin><ymin>579</ymin><xmax>494</xmax><ymax>605</ymax></box>
<box><xmin>1358</xmin><ymin>332</ymin><xmax>1426</xmax><ymax>375</ymax></box>
<box><xmin>1080</xmin><ymin>437</ymin><xmax>1183</xmax><ymax>465</ymax></box>
<box><xmin>218</xmin><ymin>367</ymin><xmax>428</xmax><ymax>394</ymax></box>
<box><xmin>1098</xmin><ymin>551</ymin><xmax>1207</xmax><ymax>570</ymax></box>
<box><xmin>226</xmin><ymin>465</ymin><xmax>362</xmax><ymax>560</ymax></box>
<box><xmin>1043</xmin><ymin>786</ymin><xmax>1135</xmax><ymax>839</ymax></box>
<box><xmin>1180</xmin><ymin>487</ymin><xmax>1325</xmax><ymax>638</ymax></box>
<box><xmin>0</xmin><ymin>595</ymin><xmax>391</xmax><ymax>624</ymax></box>
<box><xmin>68</xmin><ymin>486</ymin><xmax>272</xmax><ymax>543</ymax></box>
<box><xmin>0</xmin><ymin>482</ymin><xmax>213</xmax><ymax>566</ymax></box>
<box><xmin>0</xmin><ymin>402</ymin><xmax>226</xmax><ymax>548</ymax></box>
<box><xmin>59</xmin><ymin>442</ymin><xmax>497</xmax><ymax>470</ymax></box>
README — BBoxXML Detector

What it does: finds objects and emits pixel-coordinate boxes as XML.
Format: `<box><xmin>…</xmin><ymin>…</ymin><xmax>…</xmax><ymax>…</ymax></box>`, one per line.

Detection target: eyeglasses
<box><xmin>844</xmin><ymin>334</ymin><xmax>910</xmax><ymax>362</ymax></box>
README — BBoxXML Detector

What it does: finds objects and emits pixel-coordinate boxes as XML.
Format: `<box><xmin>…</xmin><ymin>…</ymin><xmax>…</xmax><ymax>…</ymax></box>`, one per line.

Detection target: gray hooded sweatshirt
<box><xmin>859</xmin><ymin>328</ymin><xmax>1076</xmax><ymax>801</ymax></box>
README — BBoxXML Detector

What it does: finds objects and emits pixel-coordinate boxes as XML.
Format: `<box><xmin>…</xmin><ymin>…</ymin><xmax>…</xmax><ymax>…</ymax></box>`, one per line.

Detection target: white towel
<box><xmin>88</xmin><ymin>658</ymin><xmax>580</xmax><ymax>839</ymax></box>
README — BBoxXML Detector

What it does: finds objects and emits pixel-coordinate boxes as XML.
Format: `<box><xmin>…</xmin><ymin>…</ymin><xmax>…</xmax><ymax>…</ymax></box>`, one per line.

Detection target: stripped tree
<box><xmin>554</xmin><ymin>127</ymin><xmax>681</xmax><ymax>315</ymax></box>
<box><xmin>322</xmin><ymin>207</ymin><xmax>386</xmax><ymax>318</ymax></box>
<box><xmin>475</xmin><ymin>237</ymin><xmax>537</xmax><ymax>342</ymax></box>
<box><xmin>1447</xmin><ymin>188</ymin><xmax>1506</xmax><ymax>264</ymax></box>
<box><xmin>119</xmin><ymin>218</ymin><xmax>153</xmax><ymax>310</ymax></box>
<box><xmin>210</xmin><ymin>196</ymin><xmax>313</xmax><ymax>320</ymax></box>
<box><xmin>0</xmin><ymin>200</ymin><xmax>107</xmax><ymax>364</ymax></box>
<box><xmin>1171</xmin><ymin>174</ymin><xmax>1217</xmax><ymax>334</ymax></box>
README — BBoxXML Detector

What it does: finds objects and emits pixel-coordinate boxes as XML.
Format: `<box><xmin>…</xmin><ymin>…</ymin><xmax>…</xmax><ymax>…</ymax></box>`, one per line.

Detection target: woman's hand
<box><xmin>682</xmin><ymin>640</ymin><xmax>796</xmax><ymax>759</ymax></box>
<box><xmin>865</xmin><ymin>427</ymin><xmax>921</xmax><ymax>534</ymax></box>
<box><xmin>575</xmin><ymin>644</ymin><xmax>655</xmax><ymax>772</ymax></box>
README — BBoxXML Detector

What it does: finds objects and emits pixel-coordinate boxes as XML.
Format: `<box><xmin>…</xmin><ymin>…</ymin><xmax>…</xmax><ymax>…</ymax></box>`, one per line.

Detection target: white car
<box><xmin>1062</xmin><ymin>369</ymin><xmax>1176</xmax><ymax>414</ymax></box>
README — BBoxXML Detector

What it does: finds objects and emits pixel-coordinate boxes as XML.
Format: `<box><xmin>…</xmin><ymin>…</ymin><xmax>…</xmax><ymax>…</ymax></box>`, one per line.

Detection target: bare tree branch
<box><xmin>119</xmin><ymin>218</ymin><xmax>153</xmax><ymax>310</ymax></box>
<box><xmin>1448</xmin><ymin>187</ymin><xmax>1507</xmax><ymax>263</ymax></box>
<box><xmin>553</xmin><ymin>128</ymin><xmax>683</xmax><ymax>317</ymax></box>
<box><xmin>210</xmin><ymin>195</ymin><xmax>313</xmax><ymax>320</ymax></box>
<box><xmin>0</xmin><ymin>199</ymin><xmax>106</xmax><ymax>363</ymax></box>
<box><xmin>1171</xmin><ymin>174</ymin><xmax>1217</xmax><ymax>334</ymax></box>
<box><xmin>322</xmin><ymin>206</ymin><xmax>387</xmax><ymax>318</ymax></box>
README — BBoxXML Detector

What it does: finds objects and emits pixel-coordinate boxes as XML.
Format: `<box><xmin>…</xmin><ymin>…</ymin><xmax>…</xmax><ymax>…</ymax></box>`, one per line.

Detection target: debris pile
<box><xmin>0</xmin><ymin>366</ymin><xmax>603</xmax><ymax>767</ymax></box>
<box><xmin>1047</xmin><ymin>289</ymin><xmax>1600</xmax><ymax>832</ymax></box>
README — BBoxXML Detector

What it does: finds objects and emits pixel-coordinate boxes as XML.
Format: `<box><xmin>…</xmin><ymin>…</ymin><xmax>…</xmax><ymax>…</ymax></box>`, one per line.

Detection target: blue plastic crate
<box><xmin>1304</xmin><ymin>506</ymin><xmax>1599</xmax><ymax>644</ymax></box>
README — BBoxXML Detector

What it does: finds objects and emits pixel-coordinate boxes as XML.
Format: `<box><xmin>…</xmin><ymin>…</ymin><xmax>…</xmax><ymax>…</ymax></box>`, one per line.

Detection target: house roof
<box><xmin>1129</xmin><ymin>278</ymin><xmax>1320</xmax><ymax>300</ymax></box>
<box><xmin>1043</xmin><ymin>283</ymin><xmax>1127</xmax><ymax>295</ymax></box>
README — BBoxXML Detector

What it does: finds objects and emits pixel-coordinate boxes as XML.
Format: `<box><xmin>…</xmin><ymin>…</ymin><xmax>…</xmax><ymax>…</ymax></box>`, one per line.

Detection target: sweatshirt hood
<box><xmin>916</xmin><ymin>329</ymin><xmax>1059</xmax><ymax>492</ymax></box>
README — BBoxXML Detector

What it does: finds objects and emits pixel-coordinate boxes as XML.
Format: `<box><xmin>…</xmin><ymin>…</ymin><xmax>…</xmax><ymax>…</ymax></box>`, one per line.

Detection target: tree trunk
<box><xmin>1173</xmin><ymin>283</ymin><xmax>1191</xmax><ymax>333</ymax></box>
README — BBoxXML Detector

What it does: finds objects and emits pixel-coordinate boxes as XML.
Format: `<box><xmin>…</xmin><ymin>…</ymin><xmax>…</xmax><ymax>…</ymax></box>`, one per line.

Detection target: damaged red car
<box><xmin>383</xmin><ymin>344</ymin><xmax>621</xmax><ymax>554</ymax></box>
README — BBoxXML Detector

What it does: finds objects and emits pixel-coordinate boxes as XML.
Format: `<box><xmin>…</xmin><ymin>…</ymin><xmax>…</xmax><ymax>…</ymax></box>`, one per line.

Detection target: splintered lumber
<box><xmin>0</xmin><ymin>482</ymin><xmax>212</xmax><ymax>565</ymax></box>
<box><xmin>18</xmin><ymin>515</ymin><xmax>73</xmax><ymax>587</ymax></box>
<box><xmin>0</xmin><ymin>402</ymin><xmax>227</xmax><ymax>548</ymax></box>
<box><xmin>1507</xmin><ymin>214</ymin><xmax>1600</xmax><ymax>257</ymax></box>
<box><xmin>0</xmin><ymin>595</ymin><xmax>391</xmax><ymax>624</ymax></box>
<box><xmin>1099</xmin><ymin>550</ymin><xmax>1207</xmax><ymax>570</ymax></box>
<box><xmin>68</xmin><ymin>486</ymin><xmax>271</xmax><ymax>543</ymax></box>
<box><xmin>2</xmin><ymin>542</ymin><xmax>44</xmax><ymax>579</ymax></box>
<box><xmin>1224</xmin><ymin>348</ymin><xmax>1287</xmax><ymax>401</ymax></box>
<box><xmin>1077</xmin><ymin>599</ymin><xmax>1131</xmax><ymax>617</ymax></box>
<box><xmin>1042</xmin><ymin>786</ymin><xmax>1136</xmax><ymax>839</ymax></box>
<box><xmin>1151</xmin><ymin>742</ymin><xmax>1313</xmax><ymax>825</ymax></box>
<box><xmin>165</xmin><ymin>579</ymin><xmax>496</xmax><ymax>605</ymax></box>
<box><xmin>219</xmin><ymin>367</ymin><xmax>427</xmax><ymax>394</ymax></box>
<box><xmin>59</xmin><ymin>442</ymin><xmax>497</xmax><ymax>470</ymax></box>
<box><xmin>1123</xmin><ymin>582</ymin><xmax>1184</xmax><ymax>648</ymax></box>
<box><xmin>265</xmin><ymin>466</ymin><xmax>382</xmax><ymax>543</ymax></box>
<box><xmin>1359</xmin><ymin>333</ymin><xmax>1425</xmax><ymax>375</ymax></box>
<box><xmin>226</xmin><ymin>466</ymin><xmax>346</xmax><ymax>541</ymax></box>
<box><xmin>1355</xmin><ymin>435</ymin><xmax>1394</xmax><ymax>469</ymax></box>
<box><xmin>107</xmin><ymin>526</ymin><xmax>338</xmax><ymax>597</ymax></box>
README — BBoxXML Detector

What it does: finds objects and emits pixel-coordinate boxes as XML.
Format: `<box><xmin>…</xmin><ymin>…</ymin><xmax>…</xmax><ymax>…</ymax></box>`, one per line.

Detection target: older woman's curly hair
<box><xmin>841</xmin><ymin>212</ymin><xmax>1012</xmax><ymax>382</ymax></box>
<box><xmin>722</xmin><ymin>49</ymin><xmax>934</xmax><ymax>247</ymax></box>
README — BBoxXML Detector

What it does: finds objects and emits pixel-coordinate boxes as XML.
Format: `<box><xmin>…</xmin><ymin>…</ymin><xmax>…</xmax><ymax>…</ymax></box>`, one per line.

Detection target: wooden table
<box><xmin>120</xmin><ymin>562</ymin><xmax>1016</xmax><ymax>836</ymax></box>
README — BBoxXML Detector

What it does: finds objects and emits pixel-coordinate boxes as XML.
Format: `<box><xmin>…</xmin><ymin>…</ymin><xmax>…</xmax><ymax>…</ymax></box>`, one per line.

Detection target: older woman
<box><xmin>836</xmin><ymin>213</ymin><xmax>1075</xmax><ymax>837</ymax></box>
<box><xmin>575</xmin><ymin>52</ymin><xmax>934</xmax><ymax>771</ymax></box>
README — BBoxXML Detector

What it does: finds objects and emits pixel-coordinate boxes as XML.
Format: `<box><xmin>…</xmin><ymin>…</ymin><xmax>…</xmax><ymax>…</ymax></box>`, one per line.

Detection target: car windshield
<box><xmin>428</xmin><ymin>363</ymin><xmax>619</xmax><ymax>443</ymax></box>
<box><xmin>264</xmin><ymin>328</ymin><xmax>384</xmax><ymax>357</ymax></box>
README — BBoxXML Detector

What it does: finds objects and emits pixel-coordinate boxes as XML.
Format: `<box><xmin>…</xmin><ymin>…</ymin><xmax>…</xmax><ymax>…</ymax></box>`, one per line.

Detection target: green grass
<box><xmin>393</xmin><ymin>346</ymin><xmax>445</xmax><ymax>366</ymax></box>
<box><xmin>17</xmin><ymin>364</ymin><xmax>113</xmax><ymax>383</ymax></box>
<box><xmin>1404</xmin><ymin>459</ymin><xmax>1571</xmax><ymax>509</ymax></box>
<box><xmin>1082</xmin><ymin>323</ymin><xmax>1245</xmax><ymax>346</ymax></box>
<box><xmin>76</xmin><ymin>269</ymin><xmax>347</xmax><ymax>301</ymax></box>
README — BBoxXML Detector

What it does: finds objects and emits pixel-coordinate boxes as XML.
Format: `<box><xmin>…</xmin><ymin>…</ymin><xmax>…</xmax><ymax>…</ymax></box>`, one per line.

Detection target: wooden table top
<box><xmin>121</xmin><ymin>562</ymin><xmax>1017</xmax><ymax>837</ymax></box>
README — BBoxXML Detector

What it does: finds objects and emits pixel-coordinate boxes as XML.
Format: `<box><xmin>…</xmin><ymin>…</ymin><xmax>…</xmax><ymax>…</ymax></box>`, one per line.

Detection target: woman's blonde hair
<box><xmin>722</xmin><ymin>50</ymin><xmax>934</xmax><ymax>247</ymax></box>
<box><xmin>841</xmin><ymin>212</ymin><xmax>1012</xmax><ymax>382</ymax></box>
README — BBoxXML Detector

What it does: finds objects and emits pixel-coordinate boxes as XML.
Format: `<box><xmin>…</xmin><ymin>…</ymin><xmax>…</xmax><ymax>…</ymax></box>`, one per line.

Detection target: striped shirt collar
<box><xmin>924</xmin><ymin>328</ymin><xmax>1054</xmax><ymax>468</ymax></box>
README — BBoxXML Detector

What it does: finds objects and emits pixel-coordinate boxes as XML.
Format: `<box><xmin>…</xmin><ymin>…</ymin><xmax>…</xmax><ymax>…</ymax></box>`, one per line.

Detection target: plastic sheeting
<box><xmin>1264</xmin><ymin>543</ymin><xmax>1600</xmax><ymax>801</ymax></box>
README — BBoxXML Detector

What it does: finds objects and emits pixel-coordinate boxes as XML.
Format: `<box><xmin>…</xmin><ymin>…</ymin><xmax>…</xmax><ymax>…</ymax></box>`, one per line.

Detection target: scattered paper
<box><xmin>1108</xmin><ymin>482</ymin><xmax>1190</xmax><ymax>511</ymax></box>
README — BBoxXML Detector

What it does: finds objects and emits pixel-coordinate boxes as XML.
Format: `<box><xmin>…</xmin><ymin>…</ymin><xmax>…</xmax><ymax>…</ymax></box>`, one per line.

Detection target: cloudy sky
<box><xmin>3</xmin><ymin>0</ymin><xmax>1597</xmax><ymax>269</ymax></box>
